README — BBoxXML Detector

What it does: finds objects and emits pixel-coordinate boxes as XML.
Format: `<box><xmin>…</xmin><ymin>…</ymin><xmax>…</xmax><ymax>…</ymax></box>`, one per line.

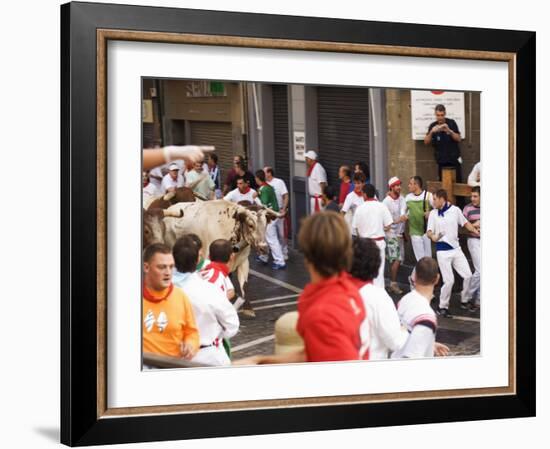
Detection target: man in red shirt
<box><xmin>234</xmin><ymin>211</ymin><xmax>368</xmax><ymax>365</ymax></box>
<box><xmin>338</xmin><ymin>165</ymin><xmax>353</xmax><ymax>207</ymax></box>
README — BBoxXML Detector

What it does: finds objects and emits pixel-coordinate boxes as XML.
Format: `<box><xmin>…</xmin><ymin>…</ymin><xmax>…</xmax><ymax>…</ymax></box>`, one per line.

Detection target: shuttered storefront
<box><xmin>189</xmin><ymin>121</ymin><xmax>233</xmax><ymax>180</ymax></box>
<box><xmin>317</xmin><ymin>87</ymin><xmax>370</xmax><ymax>187</ymax></box>
<box><xmin>142</xmin><ymin>79</ymin><xmax>161</xmax><ymax>148</ymax></box>
<box><xmin>272</xmin><ymin>85</ymin><xmax>290</xmax><ymax>187</ymax></box>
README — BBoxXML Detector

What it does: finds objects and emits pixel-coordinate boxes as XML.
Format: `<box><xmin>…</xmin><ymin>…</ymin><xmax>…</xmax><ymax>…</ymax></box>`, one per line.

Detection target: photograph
<box><xmin>58</xmin><ymin>2</ymin><xmax>535</xmax><ymax>444</ymax></box>
<box><xmin>141</xmin><ymin>79</ymin><xmax>482</xmax><ymax>369</ymax></box>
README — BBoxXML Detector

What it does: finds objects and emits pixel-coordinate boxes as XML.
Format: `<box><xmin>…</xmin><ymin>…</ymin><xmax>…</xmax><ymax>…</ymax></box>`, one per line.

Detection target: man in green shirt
<box><xmin>254</xmin><ymin>170</ymin><xmax>285</xmax><ymax>270</ymax></box>
<box><xmin>405</xmin><ymin>176</ymin><xmax>434</xmax><ymax>262</ymax></box>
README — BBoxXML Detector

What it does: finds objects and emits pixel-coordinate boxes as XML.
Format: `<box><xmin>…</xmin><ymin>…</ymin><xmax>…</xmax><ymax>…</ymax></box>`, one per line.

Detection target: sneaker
<box><xmin>284</xmin><ymin>254</ymin><xmax>289</xmax><ymax>261</ymax></box>
<box><xmin>255</xmin><ymin>255</ymin><xmax>269</xmax><ymax>265</ymax></box>
<box><xmin>389</xmin><ymin>283</ymin><xmax>404</xmax><ymax>295</ymax></box>
<box><xmin>436</xmin><ymin>307</ymin><xmax>453</xmax><ymax>318</ymax></box>
<box><xmin>460</xmin><ymin>302</ymin><xmax>470</xmax><ymax>310</ymax></box>
<box><xmin>469</xmin><ymin>303</ymin><xmax>480</xmax><ymax>313</ymax></box>
<box><xmin>271</xmin><ymin>262</ymin><xmax>286</xmax><ymax>270</ymax></box>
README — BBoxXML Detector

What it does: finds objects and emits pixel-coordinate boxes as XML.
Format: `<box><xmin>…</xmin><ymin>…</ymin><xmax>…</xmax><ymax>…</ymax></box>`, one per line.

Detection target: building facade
<box><xmin>143</xmin><ymin>80</ymin><xmax>480</xmax><ymax>247</ymax></box>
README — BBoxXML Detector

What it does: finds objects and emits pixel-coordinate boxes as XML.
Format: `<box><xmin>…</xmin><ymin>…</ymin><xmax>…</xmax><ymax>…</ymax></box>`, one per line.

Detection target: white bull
<box><xmin>163</xmin><ymin>200</ymin><xmax>280</xmax><ymax>316</ymax></box>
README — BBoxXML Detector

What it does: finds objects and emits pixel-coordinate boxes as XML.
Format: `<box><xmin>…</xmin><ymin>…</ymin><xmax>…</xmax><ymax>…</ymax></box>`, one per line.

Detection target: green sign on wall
<box><xmin>210</xmin><ymin>81</ymin><xmax>225</xmax><ymax>95</ymax></box>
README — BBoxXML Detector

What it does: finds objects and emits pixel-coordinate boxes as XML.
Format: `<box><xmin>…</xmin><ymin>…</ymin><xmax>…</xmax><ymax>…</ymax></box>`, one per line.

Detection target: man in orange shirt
<box><xmin>142</xmin><ymin>243</ymin><xmax>200</xmax><ymax>363</ymax></box>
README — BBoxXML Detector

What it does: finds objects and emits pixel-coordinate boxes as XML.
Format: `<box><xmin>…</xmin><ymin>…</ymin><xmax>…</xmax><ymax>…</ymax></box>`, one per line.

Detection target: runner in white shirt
<box><xmin>467</xmin><ymin>161</ymin><xmax>481</xmax><ymax>187</ymax></box>
<box><xmin>405</xmin><ymin>176</ymin><xmax>434</xmax><ymax>262</ymax></box>
<box><xmin>223</xmin><ymin>177</ymin><xmax>261</xmax><ymax>205</ymax></box>
<box><xmin>382</xmin><ymin>177</ymin><xmax>408</xmax><ymax>295</ymax></box>
<box><xmin>172</xmin><ymin>236</ymin><xmax>239</xmax><ymax>366</ymax></box>
<box><xmin>392</xmin><ymin>257</ymin><xmax>449</xmax><ymax>359</ymax></box>
<box><xmin>264</xmin><ymin>166</ymin><xmax>289</xmax><ymax>261</ymax></box>
<box><xmin>349</xmin><ymin>238</ymin><xmax>408</xmax><ymax>360</ymax></box>
<box><xmin>160</xmin><ymin>163</ymin><xmax>185</xmax><ymax>193</ymax></box>
<box><xmin>185</xmin><ymin>162</ymin><xmax>215</xmax><ymax>200</ymax></box>
<box><xmin>341</xmin><ymin>172</ymin><xmax>366</xmax><ymax>233</ymax></box>
<box><xmin>427</xmin><ymin>189</ymin><xmax>480</xmax><ymax>318</ymax></box>
<box><xmin>148</xmin><ymin>166</ymin><xmax>164</xmax><ymax>191</ymax></box>
<box><xmin>142</xmin><ymin>172</ymin><xmax>160</xmax><ymax>208</ymax></box>
<box><xmin>304</xmin><ymin>150</ymin><xmax>327</xmax><ymax>214</ymax></box>
<box><xmin>352</xmin><ymin>184</ymin><xmax>393</xmax><ymax>288</ymax></box>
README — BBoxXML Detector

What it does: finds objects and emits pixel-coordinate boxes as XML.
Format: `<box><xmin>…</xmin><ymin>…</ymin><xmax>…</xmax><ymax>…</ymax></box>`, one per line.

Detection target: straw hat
<box><xmin>274</xmin><ymin>311</ymin><xmax>304</xmax><ymax>355</ymax></box>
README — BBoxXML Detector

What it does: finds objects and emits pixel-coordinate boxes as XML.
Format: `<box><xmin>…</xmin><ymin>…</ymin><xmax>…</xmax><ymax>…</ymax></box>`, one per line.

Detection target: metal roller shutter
<box><xmin>317</xmin><ymin>87</ymin><xmax>370</xmax><ymax>187</ymax></box>
<box><xmin>190</xmin><ymin>121</ymin><xmax>233</xmax><ymax>180</ymax></box>
<box><xmin>142</xmin><ymin>123</ymin><xmax>155</xmax><ymax>148</ymax></box>
<box><xmin>272</xmin><ymin>85</ymin><xmax>290</xmax><ymax>187</ymax></box>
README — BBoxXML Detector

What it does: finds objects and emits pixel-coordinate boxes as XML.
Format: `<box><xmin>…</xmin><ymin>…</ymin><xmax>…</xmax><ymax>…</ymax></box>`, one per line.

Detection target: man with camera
<box><xmin>424</xmin><ymin>104</ymin><xmax>463</xmax><ymax>182</ymax></box>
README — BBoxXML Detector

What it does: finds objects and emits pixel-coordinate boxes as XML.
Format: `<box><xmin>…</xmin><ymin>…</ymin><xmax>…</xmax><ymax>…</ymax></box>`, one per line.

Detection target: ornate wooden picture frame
<box><xmin>61</xmin><ymin>2</ymin><xmax>535</xmax><ymax>446</ymax></box>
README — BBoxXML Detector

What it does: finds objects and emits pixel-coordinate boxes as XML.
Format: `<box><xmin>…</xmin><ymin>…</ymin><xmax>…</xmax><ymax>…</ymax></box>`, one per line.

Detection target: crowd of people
<box><xmin>141</xmin><ymin>103</ymin><xmax>482</xmax><ymax>367</ymax></box>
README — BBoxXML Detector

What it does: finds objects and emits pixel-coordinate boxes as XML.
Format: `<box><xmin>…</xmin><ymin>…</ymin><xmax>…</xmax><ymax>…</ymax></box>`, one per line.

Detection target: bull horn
<box><xmin>163</xmin><ymin>191</ymin><xmax>176</xmax><ymax>202</ymax></box>
<box><xmin>193</xmin><ymin>192</ymin><xmax>208</xmax><ymax>201</ymax></box>
<box><xmin>163</xmin><ymin>209</ymin><xmax>183</xmax><ymax>218</ymax></box>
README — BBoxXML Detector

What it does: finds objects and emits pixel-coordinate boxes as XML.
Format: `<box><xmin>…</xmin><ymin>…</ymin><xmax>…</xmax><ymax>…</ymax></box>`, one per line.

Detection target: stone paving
<box><xmin>229</xmin><ymin>247</ymin><xmax>481</xmax><ymax>359</ymax></box>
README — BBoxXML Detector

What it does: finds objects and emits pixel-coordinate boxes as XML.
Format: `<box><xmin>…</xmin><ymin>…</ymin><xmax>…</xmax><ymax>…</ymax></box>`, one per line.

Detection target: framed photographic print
<box><xmin>61</xmin><ymin>1</ymin><xmax>535</xmax><ymax>446</ymax></box>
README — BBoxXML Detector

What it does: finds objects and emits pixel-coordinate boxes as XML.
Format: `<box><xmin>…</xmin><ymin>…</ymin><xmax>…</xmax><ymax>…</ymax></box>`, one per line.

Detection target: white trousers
<box><xmin>374</xmin><ymin>240</ymin><xmax>386</xmax><ymax>288</ymax></box>
<box><xmin>266</xmin><ymin>220</ymin><xmax>285</xmax><ymax>265</ymax></box>
<box><xmin>411</xmin><ymin>234</ymin><xmax>432</xmax><ymax>261</ymax></box>
<box><xmin>467</xmin><ymin>238</ymin><xmax>481</xmax><ymax>302</ymax></box>
<box><xmin>436</xmin><ymin>248</ymin><xmax>473</xmax><ymax>309</ymax></box>
<box><xmin>274</xmin><ymin>217</ymin><xmax>288</xmax><ymax>259</ymax></box>
<box><xmin>310</xmin><ymin>196</ymin><xmax>324</xmax><ymax>214</ymax></box>
<box><xmin>192</xmin><ymin>344</ymin><xmax>230</xmax><ymax>366</ymax></box>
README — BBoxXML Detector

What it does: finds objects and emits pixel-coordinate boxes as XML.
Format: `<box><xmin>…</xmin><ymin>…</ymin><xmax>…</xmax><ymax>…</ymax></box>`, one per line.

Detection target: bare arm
<box><xmin>449</xmin><ymin>129</ymin><xmax>461</xmax><ymax>142</ymax></box>
<box><xmin>463</xmin><ymin>221</ymin><xmax>480</xmax><ymax>236</ymax></box>
<box><xmin>427</xmin><ymin>229</ymin><xmax>443</xmax><ymax>243</ymax></box>
<box><xmin>440</xmin><ymin>123</ymin><xmax>461</xmax><ymax>143</ymax></box>
<box><xmin>424</xmin><ymin>126</ymin><xmax>438</xmax><ymax>145</ymax></box>
<box><xmin>282</xmin><ymin>193</ymin><xmax>289</xmax><ymax>214</ymax></box>
<box><xmin>233</xmin><ymin>350</ymin><xmax>307</xmax><ymax>365</ymax></box>
<box><xmin>143</xmin><ymin>146</ymin><xmax>214</xmax><ymax>171</ymax></box>
<box><xmin>434</xmin><ymin>342</ymin><xmax>450</xmax><ymax>357</ymax></box>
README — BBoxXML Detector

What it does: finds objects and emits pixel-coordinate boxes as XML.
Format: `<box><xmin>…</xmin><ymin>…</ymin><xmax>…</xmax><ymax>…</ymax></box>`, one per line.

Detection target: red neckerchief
<box><xmin>204</xmin><ymin>261</ymin><xmax>230</xmax><ymax>278</ymax></box>
<box><xmin>365</xmin><ymin>197</ymin><xmax>377</xmax><ymax>202</ymax></box>
<box><xmin>143</xmin><ymin>282</ymin><xmax>174</xmax><ymax>303</ymax></box>
<box><xmin>239</xmin><ymin>186</ymin><xmax>251</xmax><ymax>195</ymax></box>
<box><xmin>306</xmin><ymin>161</ymin><xmax>317</xmax><ymax>177</ymax></box>
<box><xmin>349</xmin><ymin>276</ymin><xmax>373</xmax><ymax>290</ymax></box>
<box><xmin>259</xmin><ymin>181</ymin><xmax>268</xmax><ymax>189</ymax></box>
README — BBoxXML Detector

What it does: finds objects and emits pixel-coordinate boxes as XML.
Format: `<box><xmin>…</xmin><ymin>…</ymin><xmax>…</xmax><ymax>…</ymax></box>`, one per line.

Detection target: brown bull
<box><xmin>146</xmin><ymin>187</ymin><xmax>196</xmax><ymax>210</ymax></box>
<box><xmin>162</xmin><ymin>200</ymin><xmax>280</xmax><ymax>317</ymax></box>
<box><xmin>142</xmin><ymin>208</ymin><xmax>183</xmax><ymax>248</ymax></box>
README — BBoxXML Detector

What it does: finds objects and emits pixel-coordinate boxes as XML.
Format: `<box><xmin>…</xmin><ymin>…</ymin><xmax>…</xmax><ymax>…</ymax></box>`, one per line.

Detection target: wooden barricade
<box><xmin>426</xmin><ymin>167</ymin><xmax>472</xmax><ymax>204</ymax></box>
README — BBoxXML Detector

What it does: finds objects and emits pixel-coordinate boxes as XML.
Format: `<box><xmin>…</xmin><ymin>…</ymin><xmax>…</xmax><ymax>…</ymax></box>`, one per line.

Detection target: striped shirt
<box><xmin>463</xmin><ymin>203</ymin><xmax>480</xmax><ymax>238</ymax></box>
